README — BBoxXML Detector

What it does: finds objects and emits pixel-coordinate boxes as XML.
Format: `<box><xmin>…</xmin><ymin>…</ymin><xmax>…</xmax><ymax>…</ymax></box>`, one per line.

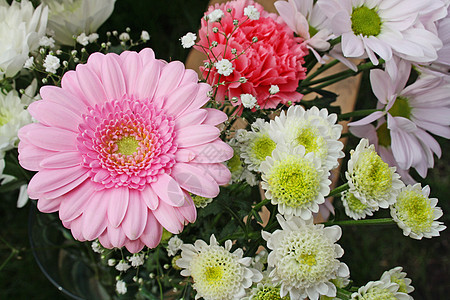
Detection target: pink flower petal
<box><xmin>151</xmin><ymin>173</ymin><xmax>185</xmax><ymax>207</ymax></box>
<box><xmin>107</xmin><ymin>186</ymin><xmax>129</xmax><ymax>228</ymax></box>
<box><xmin>68</xmin><ymin>217</ymin><xmax>87</xmax><ymax>242</ymax></box>
<box><xmin>98</xmin><ymin>232</ymin><xmax>113</xmax><ymax>249</ymax></box>
<box><xmin>176</xmin><ymin>192</ymin><xmax>197</xmax><ymax>223</ymax></box>
<box><xmin>135</xmin><ymin>58</ymin><xmax>161</xmax><ymax>100</ymax></box>
<box><xmin>171</xmin><ymin>163</ymin><xmax>220</xmax><ymax>198</ymax></box>
<box><xmin>37</xmin><ymin>197</ymin><xmax>61</xmax><ymax>213</ymax></box>
<box><xmin>81</xmin><ymin>190</ymin><xmax>109</xmax><ymax>240</ymax></box>
<box><xmin>76</xmin><ymin>64</ymin><xmax>108</xmax><ymax>107</ymax></box>
<box><xmin>179</xmin><ymin>69</ymin><xmax>199</xmax><ymax>87</ymax></box>
<box><xmin>190</xmin><ymin>162</ymin><xmax>231</xmax><ymax>185</ymax></box>
<box><xmin>60</xmin><ymin>70</ymin><xmax>89</xmax><ymax>105</ymax></box>
<box><xmin>125</xmin><ymin>240</ymin><xmax>145</xmax><ymax>253</ymax></box>
<box><xmin>175</xmin><ymin>125</ymin><xmax>220</xmax><ymax>148</ymax></box>
<box><xmin>42</xmin><ymin>172</ymin><xmax>89</xmax><ymax>200</ymax></box>
<box><xmin>188</xmin><ymin>140</ymin><xmax>234</xmax><ymax>164</ymax></box>
<box><xmin>23</xmin><ymin>124</ymin><xmax>78</xmax><ymax>151</ymax></box>
<box><xmin>163</xmin><ymin>83</ymin><xmax>199</xmax><ymax>118</ymax></box>
<box><xmin>152</xmin><ymin>201</ymin><xmax>184</xmax><ymax>234</ymax></box>
<box><xmin>370</xmin><ymin>69</ymin><xmax>392</xmax><ymax>104</ymax></box>
<box><xmin>139</xmin><ymin>48</ymin><xmax>156</xmax><ymax>66</ymax></box>
<box><xmin>348</xmin><ymin>111</ymin><xmax>385</xmax><ymax>127</ymax></box>
<box><xmin>28</xmin><ymin>165</ymin><xmax>88</xmax><ymax>198</ymax></box>
<box><xmin>59</xmin><ymin>180</ymin><xmax>97</xmax><ymax>222</ymax></box>
<box><xmin>174</xmin><ymin>109</ymin><xmax>208</xmax><ymax>130</ymax></box>
<box><xmin>341</xmin><ymin>32</ymin><xmax>365</xmax><ymax>58</ymax></box>
<box><xmin>154</xmin><ymin>61</ymin><xmax>185</xmax><ymax>98</ymax></box>
<box><xmin>39</xmin><ymin>151</ymin><xmax>82</xmax><ymax>169</ymax></box>
<box><xmin>18</xmin><ymin>142</ymin><xmax>57</xmax><ymax>171</ymax></box>
<box><xmin>120</xmin><ymin>51</ymin><xmax>142</xmax><ymax>95</ymax></box>
<box><xmin>140</xmin><ymin>186</ymin><xmax>159</xmax><ymax>210</ymax></box>
<box><xmin>106</xmin><ymin>225</ymin><xmax>127</xmax><ymax>248</ymax></box>
<box><xmin>202</xmin><ymin>108</ymin><xmax>228</xmax><ymax>125</ymax></box>
<box><xmin>139</xmin><ymin>211</ymin><xmax>163</xmax><ymax>248</ymax></box>
<box><xmin>101</xmin><ymin>54</ymin><xmax>126</xmax><ymax>100</ymax></box>
<box><xmin>122</xmin><ymin>189</ymin><xmax>148</xmax><ymax>240</ymax></box>
<box><xmin>39</xmin><ymin>86</ymin><xmax>88</xmax><ymax>115</ymax></box>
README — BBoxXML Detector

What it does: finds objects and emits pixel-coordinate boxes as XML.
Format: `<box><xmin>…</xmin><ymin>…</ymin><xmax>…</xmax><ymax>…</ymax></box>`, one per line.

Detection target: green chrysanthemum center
<box><xmin>295</xmin><ymin>126</ymin><xmax>327</xmax><ymax>160</ymax></box>
<box><xmin>277</xmin><ymin>230</ymin><xmax>336</xmax><ymax>284</ymax></box>
<box><xmin>353</xmin><ymin>150</ymin><xmax>392</xmax><ymax>200</ymax></box>
<box><xmin>190</xmin><ymin>247</ymin><xmax>243</xmax><ymax>299</ymax></box>
<box><xmin>351</xmin><ymin>6</ymin><xmax>382</xmax><ymax>37</ymax></box>
<box><xmin>395</xmin><ymin>190</ymin><xmax>434</xmax><ymax>233</ymax></box>
<box><xmin>255</xmin><ymin>286</ymin><xmax>288</xmax><ymax>300</ymax></box>
<box><xmin>362</xmin><ymin>287</ymin><xmax>397</xmax><ymax>300</ymax></box>
<box><xmin>345</xmin><ymin>191</ymin><xmax>368</xmax><ymax>212</ymax></box>
<box><xmin>228</xmin><ymin>152</ymin><xmax>243</xmax><ymax>173</ymax></box>
<box><xmin>376</xmin><ymin>123</ymin><xmax>391</xmax><ymax>147</ymax></box>
<box><xmin>250</xmin><ymin>134</ymin><xmax>276</xmax><ymax>162</ymax></box>
<box><xmin>116</xmin><ymin>136</ymin><xmax>139</xmax><ymax>155</ymax></box>
<box><xmin>388</xmin><ymin>97</ymin><xmax>412</xmax><ymax>119</ymax></box>
<box><xmin>268</xmin><ymin>156</ymin><xmax>320</xmax><ymax>208</ymax></box>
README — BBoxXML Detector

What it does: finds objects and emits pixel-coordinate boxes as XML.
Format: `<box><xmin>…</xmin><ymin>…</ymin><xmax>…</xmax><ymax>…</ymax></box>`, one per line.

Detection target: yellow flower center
<box><xmin>351</xmin><ymin>6</ymin><xmax>382</xmax><ymax>37</ymax></box>
<box><xmin>346</xmin><ymin>191</ymin><xmax>368</xmax><ymax>212</ymax></box>
<box><xmin>205</xmin><ymin>266</ymin><xmax>223</xmax><ymax>284</ymax></box>
<box><xmin>395</xmin><ymin>189</ymin><xmax>434</xmax><ymax>233</ymax></box>
<box><xmin>116</xmin><ymin>136</ymin><xmax>139</xmax><ymax>155</ymax></box>
<box><xmin>363</xmin><ymin>287</ymin><xmax>397</xmax><ymax>299</ymax></box>
<box><xmin>256</xmin><ymin>286</ymin><xmax>288</xmax><ymax>300</ymax></box>
<box><xmin>251</xmin><ymin>134</ymin><xmax>276</xmax><ymax>161</ymax></box>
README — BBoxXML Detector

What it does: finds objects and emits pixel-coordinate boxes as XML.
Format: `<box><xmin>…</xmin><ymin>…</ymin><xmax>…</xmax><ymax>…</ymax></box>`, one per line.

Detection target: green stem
<box><xmin>324</xmin><ymin>218</ymin><xmax>395</xmax><ymax>227</ymax></box>
<box><xmin>338</xmin><ymin>109</ymin><xmax>382</xmax><ymax>121</ymax></box>
<box><xmin>325</xmin><ymin>182</ymin><xmax>349</xmax><ymax>198</ymax></box>
<box><xmin>336</xmin><ymin>287</ymin><xmax>353</xmax><ymax>299</ymax></box>
<box><xmin>302</xmin><ymin>59</ymin><xmax>339</xmax><ymax>86</ymax></box>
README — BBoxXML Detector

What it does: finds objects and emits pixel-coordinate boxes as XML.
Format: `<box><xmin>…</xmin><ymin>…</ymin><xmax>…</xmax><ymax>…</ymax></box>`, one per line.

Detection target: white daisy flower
<box><xmin>351</xmin><ymin>278</ymin><xmax>410</xmax><ymax>300</ymax></box>
<box><xmin>176</xmin><ymin>234</ymin><xmax>263</xmax><ymax>300</ymax></box>
<box><xmin>240</xmin><ymin>119</ymin><xmax>276</xmax><ymax>172</ymax></box>
<box><xmin>346</xmin><ymin>139</ymin><xmax>404</xmax><ymax>209</ymax></box>
<box><xmin>390</xmin><ymin>183</ymin><xmax>446</xmax><ymax>240</ymax></box>
<box><xmin>318</xmin><ymin>0</ymin><xmax>442</xmax><ymax>66</ymax></box>
<box><xmin>269</xmin><ymin>105</ymin><xmax>344</xmax><ymax>171</ymax></box>
<box><xmin>262</xmin><ymin>215</ymin><xmax>350</xmax><ymax>300</ymax></box>
<box><xmin>167</xmin><ymin>235</ymin><xmax>184</xmax><ymax>257</ymax></box>
<box><xmin>244</xmin><ymin>5</ymin><xmax>260</xmax><ymax>20</ymax></box>
<box><xmin>215</xmin><ymin>58</ymin><xmax>234</xmax><ymax>76</ymax></box>
<box><xmin>180</xmin><ymin>32</ymin><xmax>197</xmax><ymax>49</ymax></box>
<box><xmin>341</xmin><ymin>190</ymin><xmax>378</xmax><ymax>220</ymax></box>
<box><xmin>261</xmin><ymin>145</ymin><xmax>331</xmax><ymax>220</ymax></box>
<box><xmin>380</xmin><ymin>267</ymin><xmax>414</xmax><ymax>297</ymax></box>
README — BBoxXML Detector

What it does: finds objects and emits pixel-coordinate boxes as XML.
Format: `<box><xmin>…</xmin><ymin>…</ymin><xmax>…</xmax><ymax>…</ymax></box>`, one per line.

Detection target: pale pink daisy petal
<box><xmin>18</xmin><ymin>50</ymin><xmax>231</xmax><ymax>253</ymax></box>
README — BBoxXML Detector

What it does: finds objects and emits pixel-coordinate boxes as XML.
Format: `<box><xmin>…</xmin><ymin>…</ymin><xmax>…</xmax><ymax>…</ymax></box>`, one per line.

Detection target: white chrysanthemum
<box><xmin>390</xmin><ymin>183</ymin><xmax>446</xmax><ymax>240</ymax></box>
<box><xmin>167</xmin><ymin>235</ymin><xmax>184</xmax><ymax>257</ymax></box>
<box><xmin>207</xmin><ymin>9</ymin><xmax>224</xmax><ymax>22</ymax></box>
<box><xmin>351</xmin><ymin>278</ymin><xmax>410</xmax><ymax>300</ymax></box>
<box><xmin>341</xmin><ymin>190</ymin><xmax>378</xmax><ymax>220</ymax></box>
<box><xmin>116</xmin><ymin>280</ymin><xmax>127</xmax><ymax>295</ymax></box>
<box><xmin>0</xmin><ymin>0</ymin><xmax>48</xmax><ymax>78</ymax></box>
<box><xmin>176</xmin><ymin>234</ymin><xmax>263</xmax><ymax>300</ymax></box>
<box><xmin>346</xmin><ymin>139</ymin><xmax>404</xmax><ymax>209</ymax></box>
<box><xmin>43</xmin><ymin>0</ymin><xmax>116</xmax><ymax>46</ymax></box>
<box><xmin>270</xmin><ymin>105</ymin><xmax>344</xmax><ymax>171</ymax></box>
<box><xmin>215</xmin><ymin>58</ymin><xmax>234</xmax><ymax>76</ymax></box>
<box><xmin>241</xmin><ymin>94</ymin><xmax>257</xmax><ymax>109</ymax></box>
<box><xmin>318</xmin><ymin>0</ymin><xmax>442</xmax><ymax>66</ymax></box>
<box><xmin>0</xmin><ymin>81</ymin><xmax>39</xmax><ymax>151</ymax></box>
<box><xmin>380</xmin><ymin>267</ymin><xmax>414</xmax><ymax>297</ymax></box>
<box><xmin>180</xmin><ymin>32</ymin><xmax>197</xmax><ymax>48</ymax></box>
<box><xmin>261</xmin><ymin>145</ymin><xmax>331</xmax><ymax>220</ymax></box>
<box><xmin>240</xmin><ymin>119</ymin><xmax>276</xmax><ymax>172</ymax></box>
<box><xmin>128</xmin><ymin>253</ymin><xmax>145</xmax><ymax>267</ymax></box>
<box><xmin>43</xmin><ymin>54</ymin><xmax>60</xmax><ymax>74</ymax></box>
<box><xmin>244</xmin><ymin>5</ymin><xmax>260</xmax><ymax>20</ymax></box>
<box><xmin>262</xmin><ymin>215</ymin><xmax>350</xmax><ymax>300</ymax></box>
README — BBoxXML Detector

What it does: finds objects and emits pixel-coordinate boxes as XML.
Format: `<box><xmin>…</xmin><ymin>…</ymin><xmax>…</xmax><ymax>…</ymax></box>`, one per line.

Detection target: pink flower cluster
<box><xmin>197</xmin><ymin>0</ymin><xmax>308</xmax><ymax>109</ymax></box>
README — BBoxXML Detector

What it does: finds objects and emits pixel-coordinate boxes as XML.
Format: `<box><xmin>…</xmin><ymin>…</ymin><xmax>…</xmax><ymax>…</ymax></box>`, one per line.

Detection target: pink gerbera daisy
<box><xmin>197</xmin><ymin>0</ymin><xmax>307</xmax><ymax>109</ymax></box>
<box><xmin>18</xmin><ymin>49</ymin><xmax>232</xmax><ymax>253</ymax></box>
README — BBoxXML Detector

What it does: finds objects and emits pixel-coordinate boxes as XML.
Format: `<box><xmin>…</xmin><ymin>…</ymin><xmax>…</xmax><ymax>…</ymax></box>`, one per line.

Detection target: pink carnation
<box><xmin>197</xmin><ymin>0</ymin><xmax>308</xmax><ymax>109</ymax></box>
<box><xmin>18</xmin><ymin>49</ymin><xmax>232</xmax><ymax>253</ymax></box>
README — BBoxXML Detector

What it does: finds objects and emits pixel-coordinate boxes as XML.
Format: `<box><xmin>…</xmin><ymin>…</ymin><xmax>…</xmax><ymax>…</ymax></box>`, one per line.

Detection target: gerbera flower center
<box><xmin>268</xmin><ymin>156</ymin><xmax>319</xmax><ymax>208</ymax></box>
<box><xmin>351</xmin><ymin>6</ymin><xmax>382</xmax><ymax>37</ymax></box>
<box><xmin>395</xmin><ymin>190</ymin><xmax>434</xmax><ymax>232</ymax></box>
<box><xmin>116</xmin><ymin>136</ymin><xmax>140</xmax><ymax>156</ymax></box>
<box><xmin>388</xmin><ymin>96</ymin><xmax>412</xmax><ymax>119</ymax></box>
<box><xmin>376</xmin><ymin>123</ymin><xmax>391</xmax><ymax>147</ymax></box>
<box><xmin>353</xmin><ymin>150</ymin><xmax>392</xmax><ymax>199</ymax></box>
<box><xmin>251</xmin><ymin>134</ymin><xmax>276</xmax><ymax>161</ymax></box>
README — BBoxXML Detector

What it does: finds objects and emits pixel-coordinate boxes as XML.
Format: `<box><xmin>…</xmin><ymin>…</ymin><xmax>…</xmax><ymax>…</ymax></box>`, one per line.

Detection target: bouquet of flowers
<box><xmin>0</xmin><ymin>0</ymin><xmax>448</xmax><ymax>299</ymax></box>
